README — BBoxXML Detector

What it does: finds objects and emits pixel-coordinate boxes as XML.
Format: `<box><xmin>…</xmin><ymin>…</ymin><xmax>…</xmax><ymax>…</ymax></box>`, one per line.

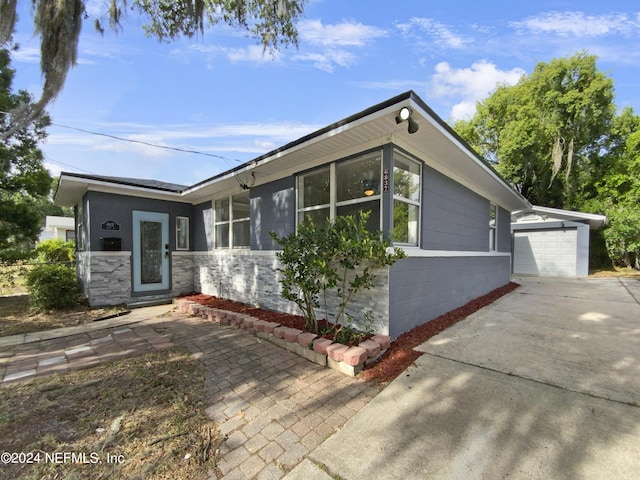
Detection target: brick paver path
<box><xmin>0</xmin><ymin>324</ymin><xmax>173</xmax><ymax>384</ymax></box>
<box><xmin>1</xmin><ymin>308</ymin><xmax>382</xmax><ymax>480</ymax></box>
<box><xmin>146</xmin><ymin>313</ymin><xmax>382</xmax><ymax>480</ymax></box>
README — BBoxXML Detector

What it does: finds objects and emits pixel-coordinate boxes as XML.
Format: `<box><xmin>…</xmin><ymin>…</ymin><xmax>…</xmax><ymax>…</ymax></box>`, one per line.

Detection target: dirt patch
<box><xmin>0</xmin><ymin>295</ymin><xmax>128</xmax><ymax>338</ymax></box>
<box><xmin>589</xmin><ymin>266</ymin><xmax>640</xmax><ymax>278</ymax></box>
<box><xmin>0</xmin><ymin>349</ymin><xmax>222</xmax><ymax>480</ymax></box>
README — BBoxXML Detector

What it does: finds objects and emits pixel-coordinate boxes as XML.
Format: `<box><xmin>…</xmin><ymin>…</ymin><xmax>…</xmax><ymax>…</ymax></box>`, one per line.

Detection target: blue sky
<box><xmin>8</xmin><ymin>0</ymin><xmax>640</xmax><ymax>186</ymax></box>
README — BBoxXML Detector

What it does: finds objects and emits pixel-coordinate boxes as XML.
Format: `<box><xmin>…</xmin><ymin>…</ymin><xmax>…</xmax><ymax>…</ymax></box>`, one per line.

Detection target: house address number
<box><xmin>101</xmin><ymin>220</ymin><xmax>120</xmax><ymax>231</ymax></box>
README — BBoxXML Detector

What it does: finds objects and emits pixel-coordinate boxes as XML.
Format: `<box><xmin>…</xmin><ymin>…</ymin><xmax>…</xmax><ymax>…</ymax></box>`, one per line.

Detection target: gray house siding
<box><xmin>388</xmin><ymin>254</ymin><xmax>511</xmax><ymax>338</ymax></box>
<box><xmin>421</xmin><ymin>165</ymin><xmax>490</xmax><ymax>251</ymax></box>
<box><xmin>192</xmin><ymin>201</ymin><xmax>213</xmax><ymax>251</ymax></box>
<box><xmin>84</xmin><ymin>191</ymin><xmax>191</xmax><ymax>252</ymax></box>
<box><xmin>497</xmin><ymin>206</ymin><xmax>511</xmax><ymax>253</ymax></box>
<box><xmin>250</xmin><ymin>177</ymin><xmax>295</xmax><ymax>250</ymax></box>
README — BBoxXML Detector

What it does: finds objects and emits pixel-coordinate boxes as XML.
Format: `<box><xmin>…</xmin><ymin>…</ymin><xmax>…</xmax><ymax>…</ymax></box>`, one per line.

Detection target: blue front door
<box><xmin>132</xmin><ymin>211</ymin><xmax>170</xmax><ymax>292</ymax></box>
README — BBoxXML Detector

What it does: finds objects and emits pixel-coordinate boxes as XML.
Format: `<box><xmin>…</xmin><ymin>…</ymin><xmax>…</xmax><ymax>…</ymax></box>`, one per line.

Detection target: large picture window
<box><xmin>392</xmin><ymin>153</ymin><xmax>421</xmax><ymax>245</ymax></box>
<box><xmin>296</xmin><ymin>152</ymin><xmax>382</xmax><ymax>232</ymax></box>
<box><xmin>214</xmin><ymin>191</ymin><xmax>250</xmax><ymax>248</ymax></box>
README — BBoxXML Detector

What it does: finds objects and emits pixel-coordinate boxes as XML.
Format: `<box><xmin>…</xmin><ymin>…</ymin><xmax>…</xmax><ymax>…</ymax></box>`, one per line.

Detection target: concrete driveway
<box><xmin>296</xmin><ymin>276</ymin><xmax>640</xmax><ymax>480</ymax></box>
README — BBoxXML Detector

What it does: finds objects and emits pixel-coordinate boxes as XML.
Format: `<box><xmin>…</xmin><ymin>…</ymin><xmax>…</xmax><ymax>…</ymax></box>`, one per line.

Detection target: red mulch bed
<box><xmin>362</xmin><ymin>282</ymin><xmax>520</xmax><ymax>383</ymax></box>
<box><xmin>181</xmin><ymin>282</ymin><xmax>519</xmax><ymax>383</ymax></box>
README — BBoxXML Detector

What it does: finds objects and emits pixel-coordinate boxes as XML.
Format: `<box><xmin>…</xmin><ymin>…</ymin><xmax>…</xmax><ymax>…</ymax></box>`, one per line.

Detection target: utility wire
<box><xmin>1</xmin><ymin>109</ymin><xmax>243</xmax><ymax>166</ymax></box>
<box><xmin>52</xmin><ymin>122</ymin><xmax>242</xmax><ymax>165</ymax></box>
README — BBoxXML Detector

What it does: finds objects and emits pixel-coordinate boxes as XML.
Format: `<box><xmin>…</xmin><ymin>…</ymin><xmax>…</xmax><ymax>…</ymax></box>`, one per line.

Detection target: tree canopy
<box><xmin>0</xmin><ymin>0</ymin><xmax>307</xmax><ymax>137</ymax></box>
<box><xmin>455</xmin><ymin>52</ymin><xmax>615</xmax><ymax>209</ymax></box>
<box><xmin>0</xmin><ymin>47</ymin><xmax>52</xmax><ymax>263</ymax></box>
<box><xmin>455</xmin><ymin>51</ymin><xmax>640</xmax><ymax>268</ymax></box>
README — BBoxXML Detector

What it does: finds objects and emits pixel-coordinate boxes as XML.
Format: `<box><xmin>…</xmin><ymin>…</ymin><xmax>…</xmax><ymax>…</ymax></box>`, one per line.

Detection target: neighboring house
<box><xmin>39</xmin><ymin>215</ymin><xmax>76</xmax><ymax>242</ymax></box>
<box><xmin>54</xmin><ymin>91</ymin><xmax>530</xmax><ymax>338</ymax></box>
<box><xmin>511</xmin><ymin>206</ymin><xmax>607</xmax><ymax>277</ymax></box>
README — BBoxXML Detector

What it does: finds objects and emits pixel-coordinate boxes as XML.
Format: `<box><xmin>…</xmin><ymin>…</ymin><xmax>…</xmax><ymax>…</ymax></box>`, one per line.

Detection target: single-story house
<box><xmin>54</xmin><ymin>91</ymin><xmax>531</xmax><ymax>338</ymax></box>
<box><xmin>511</xmin><ymin>205</ymin><xmax>607</xmax><ymax>277</ymax></box>
<box><xmin>39</xmin><ymin>215</ymin><xmax>76</xmax><ymax>243</ymax></box>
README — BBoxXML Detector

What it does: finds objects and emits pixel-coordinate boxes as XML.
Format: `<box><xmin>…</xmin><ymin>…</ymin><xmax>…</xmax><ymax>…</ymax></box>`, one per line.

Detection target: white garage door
<box><xmin>513</xmin><ymin>229</ymin><xmax>577</xmax><ymax>276</ymax></box>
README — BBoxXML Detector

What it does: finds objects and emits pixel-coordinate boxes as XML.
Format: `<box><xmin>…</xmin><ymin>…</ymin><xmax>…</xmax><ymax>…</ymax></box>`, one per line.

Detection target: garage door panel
<box><xmin>513</xmin><ymin>229</ymin><xmax>577</xmax><ymax>276</ymax></box>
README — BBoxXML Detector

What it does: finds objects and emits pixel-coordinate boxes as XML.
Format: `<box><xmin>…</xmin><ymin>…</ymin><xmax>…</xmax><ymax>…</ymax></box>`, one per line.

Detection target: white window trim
<box><xmin>214</xmin><ymin>192</ymin><xmax>251</xmax><ymax>249</ymax></box>
<box><xmin>392</xmin><ymin>152</ymin><xmax>422</xmax><ymax>246</ymax></box>
<box><xmin>176</xmin><ymin>216</ymin><xmax>190</xmax><ymax>251</ymax></box>
<box><xmin>295</xmin><ymin>153</ymin><xmax>383</xmax><ymax>231</ymax></box>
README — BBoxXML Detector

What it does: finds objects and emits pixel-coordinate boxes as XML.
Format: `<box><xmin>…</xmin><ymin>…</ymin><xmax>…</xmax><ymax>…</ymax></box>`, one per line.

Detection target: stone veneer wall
<box><xmin>172</xmin><ymin>252</ymin><xmax>195</xmax><ymax>295</ymax></box>
<box><xmin>192</xmin><ymin>251</ymin><xmax>391</xmax><ymax>335</ymax></box>
<box><xmin>76</xmin><ymin>252</ymin><xmax>131</xmax><ymax>306</ymax></box>
<box><xmin>77</xmin><ymin>252</ymin><xmax>195</xmax><ymax>307</ymax></box>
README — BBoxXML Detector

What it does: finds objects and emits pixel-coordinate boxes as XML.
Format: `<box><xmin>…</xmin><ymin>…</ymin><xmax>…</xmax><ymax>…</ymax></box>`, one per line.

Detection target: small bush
<box><xmin>35</xmin><ymin>239</ymin><xmax>75</xmax><ymax>263</ymax></box>
<box><xmin>25</xmin><ymin>264</ymin><xmax>80</xmax><ymax>310</ymax></box>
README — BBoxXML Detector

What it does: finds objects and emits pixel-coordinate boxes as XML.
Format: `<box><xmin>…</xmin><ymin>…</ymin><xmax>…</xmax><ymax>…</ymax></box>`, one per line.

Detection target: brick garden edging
<box><xmin>175</xmin><ymin>299</ymin><xmax>389</xmax><ymax>377</ymax></box>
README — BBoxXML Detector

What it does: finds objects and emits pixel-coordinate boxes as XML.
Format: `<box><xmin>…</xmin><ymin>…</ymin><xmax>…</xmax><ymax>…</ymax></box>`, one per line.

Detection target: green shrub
<box><xmin>35</xmin><ymin>239</ymin><xmax>75</xmax><ymax>263</ymax></box>
<box><xmin>270</xmin><ymin>212</ymin><xmax>405</xmax><ymax>335</ymax></box>
<box><xmin>25</xmin><ymin>263</ymin><xmax>81</xmax><ymax>310</ymax></box>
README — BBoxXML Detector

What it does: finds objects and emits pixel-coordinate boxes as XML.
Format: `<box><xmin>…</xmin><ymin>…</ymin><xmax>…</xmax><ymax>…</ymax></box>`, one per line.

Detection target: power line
<box><xmin>1</xmin><ymin>109</ymin><xmax>243</xmax><ymax>166</ymax></box>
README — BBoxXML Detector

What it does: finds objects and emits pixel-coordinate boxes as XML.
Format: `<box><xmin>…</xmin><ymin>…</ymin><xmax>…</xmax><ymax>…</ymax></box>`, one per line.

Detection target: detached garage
<box><xmin>511</xmin><ymin>206</ymin><xmax>607</xmax><ymax>277</ymax></box>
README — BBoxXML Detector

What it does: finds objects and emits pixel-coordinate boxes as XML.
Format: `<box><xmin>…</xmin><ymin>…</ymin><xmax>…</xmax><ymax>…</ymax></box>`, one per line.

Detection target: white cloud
<box><xmin>291</xmin><ymin>19</ymin><xmax>385</xmax><ymax>72</ymax></box>
<box><xmin>44</xmin><ymin>162</ymin><xmax>63</xmax><ymax>178</ymax></box>
<box><xmin>10</xmin><ymin>46</ymin><xmax>40</xmax><ymax>64</ymax></box>
<box><xmin>354</xmin><ymin>79</ymin><xmax>428</xmax><ymax>91</ymax></box>
<box><xmin>430</xmin><ymin>60</ymin><xmax>525</xmax><ymax>120</ymax></box>
<box><xmin>225</xmin><ymin>45</ymin><xmax>282</xmax><ymax>63</ymax></box>
<box><xmin>511</xmin><ymin>11</ymin><xmax>640</xmax><ymax>37</ymax></box>
<box><xmin>292</xmin><ymin>49</ymin><xmax>355</xmax><ymax>72</ymax></box>
<box><xmin>299</xmin><ymin>19</ymin><xmax>387</xmax><ymax>46</ymax></box>
<box><xmin>397</xmin><ymin>17</ymin><xmax>471</xmax><ymax>50</ymax></box>
<box><xmin>45</xmin><ymin>120</ymin><xmax>321</xmax><ymax>159</ymax></box>
<box><xmin>187</xmin><ymin>43</ymin><xmax>281</xmax><ymax>65</ymax></box>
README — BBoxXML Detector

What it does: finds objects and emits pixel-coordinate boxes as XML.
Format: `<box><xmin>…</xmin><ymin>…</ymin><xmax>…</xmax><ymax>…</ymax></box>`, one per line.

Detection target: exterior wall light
<box><xmin>395</xmin><ymin>107</ymin><xmax>419</xmax><ymax>134</ymax></box>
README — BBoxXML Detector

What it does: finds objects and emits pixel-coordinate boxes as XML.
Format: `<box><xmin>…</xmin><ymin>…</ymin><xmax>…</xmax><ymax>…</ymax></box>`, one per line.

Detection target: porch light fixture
<box><xmin>395</xmin><ymin>107</ymin><xmax>419</xmax><ymax>134</ymax></box>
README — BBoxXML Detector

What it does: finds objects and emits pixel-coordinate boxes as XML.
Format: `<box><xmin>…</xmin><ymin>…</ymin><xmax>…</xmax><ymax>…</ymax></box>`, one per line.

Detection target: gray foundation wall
<box><xmin>192</xmin><ymin>251</ymin><xmax>391</xmax><ymax>335</ymax></box>
<box><xmin>388</xmin><ymin>254</ymin><xmax>511</xmax><ymax>338</ymax></box>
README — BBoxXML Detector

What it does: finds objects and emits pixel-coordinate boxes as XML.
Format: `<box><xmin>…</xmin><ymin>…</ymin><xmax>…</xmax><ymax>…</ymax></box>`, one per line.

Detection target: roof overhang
<box><xmin>512</xmin><ymin>205</ymin><xmax>608</xmax><ymax>229</ymax></box>
<box><xmin>54</xmin><ymin>174</ymin><xmax>185</xmax><ymax>207</ymax></box>
<box><xmin>55</xmin><ymin>91</ymin><xmax>531</xmax><ymax>212</ymax></box>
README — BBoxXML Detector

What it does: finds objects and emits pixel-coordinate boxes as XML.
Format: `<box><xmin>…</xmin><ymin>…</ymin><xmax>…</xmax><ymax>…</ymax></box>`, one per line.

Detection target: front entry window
<box><xmin>140</xmin><ymin>220</ymin><xmax>162</xmax><ymax>284</ymax></box>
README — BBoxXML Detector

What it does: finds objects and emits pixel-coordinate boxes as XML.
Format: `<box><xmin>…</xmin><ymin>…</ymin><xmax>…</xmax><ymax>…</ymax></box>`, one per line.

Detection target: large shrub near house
<box><xmin>25</xmin><ymin>263</ymin><xmax>80</xmax><ymax>310</ymax></box>
<box><xmin>270</xmin><ymin>212</ymin><xmax>405</xmax><ymax>335</ymax></box>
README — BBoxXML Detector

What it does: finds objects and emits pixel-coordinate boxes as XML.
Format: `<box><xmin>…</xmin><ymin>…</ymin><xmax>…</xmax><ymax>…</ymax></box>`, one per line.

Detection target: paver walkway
<box><xmin>0</xmin><ymin>306</ymin><xmax>382</xmax><ymax>480</ymax></box>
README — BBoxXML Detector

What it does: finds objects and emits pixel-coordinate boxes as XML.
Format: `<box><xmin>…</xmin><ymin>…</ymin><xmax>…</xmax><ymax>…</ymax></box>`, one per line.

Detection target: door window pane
<box><xmin>141</xmin><ymin>221</ymin><xmax>162</xmax><ymax>284</ymax></box>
